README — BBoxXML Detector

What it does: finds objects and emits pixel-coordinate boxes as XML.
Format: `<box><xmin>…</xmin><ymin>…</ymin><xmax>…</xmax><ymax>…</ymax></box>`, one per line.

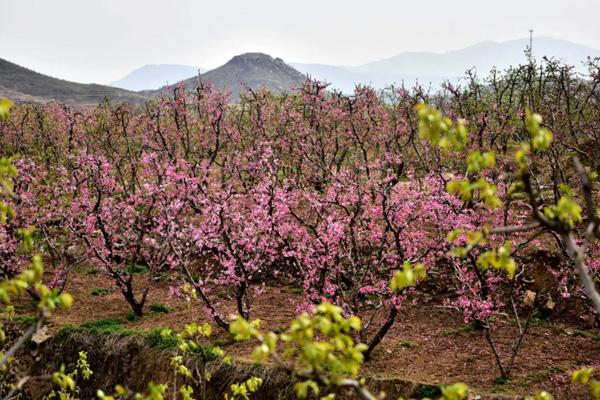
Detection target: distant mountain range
<box><xmin>290</xmin><ymin>63</ymin><xmax>449</xmax><ymax>94</ymax></box>
<box><xmin>1</xmin><ymin>37</ymin><xmax>599</xmax><ymax>105</ymax></box>
<box><xmin>293</xmin><ymin>37</ymin><xmax>600</xmax><ymax>93</ymax></box>
<box><xmin>110</xmin><ymin>64</ymin><xmax>206</xmax><ymax>91</ymax></box>
<box><xmin>0</xmin><ymin>53</ymin><xmax>304</xmax><ymax>106</ymax></box>
<box><xmin>112</xmin><ymin>37</ymin><xmax>600</xmax><ymax>95</ymax></box>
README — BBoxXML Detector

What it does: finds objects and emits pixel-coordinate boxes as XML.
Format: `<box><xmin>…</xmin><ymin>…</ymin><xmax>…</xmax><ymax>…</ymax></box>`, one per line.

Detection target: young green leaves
<box><xmin>543</xmin><ymin>196</ymin><xmax>583</xmax><ymax>230</ymax></box>
<box><xmin>229</xmin><ymin>302</ymin><xmax>367</xmax><ymax>399</ymax></box>
<box><xmin>160</xmin><ymin>321</ymin><xmax>230</xmax><ymax>396</ymax></box>
<box><xmin>416</xmin><ymin>103</ymin><xmax>501</xmax><ymax>209</ymax></box>
<box><xmin>46</xmin><ymin>352</ymin><xmax>93</xmax><ymax>400</ymax></box>
<box><xmin>476</xmin><ymin>242</ymin><xmax>517</xmax><ymax>279</ymax></box>
<box><xmin>97</xmin><ymin>383</ymin><xmax>167</xmax><ymax>400</ymax></box>
<box><xmin>446</xmin><ymin>178</ymin><xmax>501</xmax><ymax>208</ymax></box>
<box><xmin>525</xmin><ymin>392</ymin><xmax>554</xmax><ymax>400</ymax></box>
<box><xmin>224</xmin><ymin>377</ymin><xmax>263</xmax><ymax>400</ymax></box>
<box><xmin>448</xmin><ymin>228</ymin><xmax>517</xmax><ymax>279</ymax></box>
<box><xmin>525</xmin><ymin>109</ymin><xmax>553</xmax><ymax>152</ymax></box>
<box><xmin>390</xmin><ymin>261</ymin><xmax>426</xmax><ymax>292</ymax></box>
<box><xmin>0</xmin><ymin>98</ymin><xmax>12</xmax><ymax>121</ymax></box>
<box><xmin>415</xmin><ymin>104</ymin><xmax>468</xmax><ymax>151</ymax></box>
<box><xmin>572</xmin><ymin>367</ymin><xmax>600</xmax><ymax>399</ymax></box>
<box><xmin>514</xmin><ymin>109</ymin><xmax>553</xmax><ymax>173</ymax></box>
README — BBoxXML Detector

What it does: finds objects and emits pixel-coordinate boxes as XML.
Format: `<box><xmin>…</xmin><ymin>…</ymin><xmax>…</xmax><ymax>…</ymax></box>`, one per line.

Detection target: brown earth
<box><xmin>12</xmin><ymin>268</ymin><xmax>600</xmax><ymax>399</ymax></box>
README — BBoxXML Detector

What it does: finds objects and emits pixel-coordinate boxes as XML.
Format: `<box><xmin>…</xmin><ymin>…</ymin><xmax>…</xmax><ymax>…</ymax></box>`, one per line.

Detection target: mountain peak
<box><xmin>227</xmin><ymin>53</ymin><xmax>286</xmax><ymax>66</ymax></box>
<box><xmin>161</xmin><ymin>52</ymin><xmax>305</xmax><ymax>100</ymax></box>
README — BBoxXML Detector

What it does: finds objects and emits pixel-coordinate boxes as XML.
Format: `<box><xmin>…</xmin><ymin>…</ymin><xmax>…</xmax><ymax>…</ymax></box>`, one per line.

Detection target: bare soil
<box><xmin>23</xmin><ymin>269</ymin><xmax>600</xmax><ymax>399</ymax></box>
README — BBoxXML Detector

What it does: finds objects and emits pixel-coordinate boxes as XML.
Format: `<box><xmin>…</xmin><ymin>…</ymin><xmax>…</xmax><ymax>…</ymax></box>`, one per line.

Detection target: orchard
<box><xmin>1</xmin><ymin>57</ymin><xmax>600</xmax><ymax>399</ymax></box>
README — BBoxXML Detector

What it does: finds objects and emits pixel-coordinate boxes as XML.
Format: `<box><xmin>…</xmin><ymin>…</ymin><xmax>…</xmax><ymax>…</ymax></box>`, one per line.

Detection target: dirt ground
<box><xmin>22</xmin><ymin>269</ymin><xmax>600</xmax><ymax>399</ymax></box>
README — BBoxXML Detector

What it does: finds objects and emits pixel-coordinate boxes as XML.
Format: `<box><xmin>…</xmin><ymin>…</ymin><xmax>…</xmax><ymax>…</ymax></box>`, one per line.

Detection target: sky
<box><xmin>1</xmin><ymin>0</ymin><xmax>599</xmax><ymax>84</ymax></box>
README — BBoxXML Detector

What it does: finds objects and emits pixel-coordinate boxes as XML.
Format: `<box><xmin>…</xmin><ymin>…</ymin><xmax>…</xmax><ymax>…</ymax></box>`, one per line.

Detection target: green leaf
<box><xmin>573</xmin><ymin>367</ymin><xmax>594</xmax><ymax>384</ymax></box>
<box><xmin>0</xmin><ymin>98</ymin><xmax>12</xmax><ymax>120</ymax></box>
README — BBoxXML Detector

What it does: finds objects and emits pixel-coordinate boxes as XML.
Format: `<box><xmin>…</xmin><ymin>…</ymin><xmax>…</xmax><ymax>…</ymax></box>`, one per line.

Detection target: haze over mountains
<box><xmin>110</xmin><ymin>64</ymin><xmax>206</xmax><ymax>91</ymax></box>
<box><xmin>110</xmin><ymin>37</ymin><xmax>600</xmax><ymax>94</ymax></box>
<box><xmin>1</xmin><ymin>37</ymin><xmax>599</xmax><ymax>106</ymax></box>
<box><xmin>292</xmin><ymin>37</ymin><xmax>600</xmax><ymax>93</ymax></box>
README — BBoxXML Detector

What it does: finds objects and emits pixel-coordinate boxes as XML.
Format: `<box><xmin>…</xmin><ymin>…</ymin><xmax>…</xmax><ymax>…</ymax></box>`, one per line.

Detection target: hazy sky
<box><xmin>2</xmin><ymin>0</ymin><xmax>599</xmax><ymax>84</ymax></box>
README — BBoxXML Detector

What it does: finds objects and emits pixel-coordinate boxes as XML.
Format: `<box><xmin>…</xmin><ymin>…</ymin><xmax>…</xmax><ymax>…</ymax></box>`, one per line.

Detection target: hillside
<box><xmin>0</xmin><ymin>57</ymin><xmax>148</xmax><ymax>106</ymax></box>
<box><xmin>161</xmin><ymin>53</ymin><xmax>306</xmax><ymax>99</ymax></box>
<box><xmin>110</xmin><ymin>64</ymin><xmax>206</xmax><ymax>91</ymax></box>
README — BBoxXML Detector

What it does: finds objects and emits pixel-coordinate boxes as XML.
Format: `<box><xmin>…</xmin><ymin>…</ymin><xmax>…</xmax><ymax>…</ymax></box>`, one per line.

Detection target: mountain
<box><xmin>0</xmin><ymin>58</ymin><xmax>148</xmax><ymax>106</ymax></box>
<box><xmin>294</xmin><ymin>37</ymin><xmax>600</xmax><ymax>93</ymax></box>
<box><xmin>161</xmin><ymin>53</ymin><xmax>306</xmax><ymax>99</ymax></box>
<box><xmin>291</xmin><ymin>63</ymin><xmax>359</xmax><ymax>93</ymax></box>
<box><xmin>110</xmin><ymin>64</ymin><xmax>206</xmax><ymax>91</ymax></box>
<box><xmin>291</xmin><ymin>63</ymin><xmax>447</xmax><ymax>94</ymax></box>
<box><xmin>0</xmin><ymin>53</ymin><xmax>304</xmax><ymax>106</ymax></box>
<box><xmin>4</xmin><ymin>37</ymin><xmax>597</xmax><ymax>105</ymax></box>
<box><xmin>355</xmin><ymin>37</ymin><xmax>600</xmax><ymax>77</ymax></box>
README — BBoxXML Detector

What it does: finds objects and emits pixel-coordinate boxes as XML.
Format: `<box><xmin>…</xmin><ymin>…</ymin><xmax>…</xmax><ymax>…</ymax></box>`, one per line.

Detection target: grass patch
<box><xmin>489</xmin><ymin>376</ymin><xmax>511</xmax><ymax>393</ymax></box>
<box><xmin>85</xmin><ymin>267</ymin><xmax>101</xmax><ymax>275</ymax></box>
<box><xmin>417</xmin><ymin>385</ymin><xmax>441</xmax><ymax>398</ymax></box>
<box><xmin>146</xmin><ymin>328</ymin><xmax>178</xmax><ymax>349</ymax></box>
<box><xmin>117</xmin><ymin>327</ymin><xmax>147</xmax><ymax>337</ymax></box>
<box><xmin>400</xmin><ymin>340</ymin><xmax>418</xmax><ymax>349</ymax></box>
<box><xmin>57</xmin><ymin>318</ymin><xmax>171</xmax><ymax>340</ymax></box>
<box><xmin>490</xmin><ymin>385</ymin><xmax>507</xmax><ymax>393</ymax></box>
<box><xmin>147</xmin><ymin>328</ymin><xmax>221</xmax><ymax>358</ymax></box>
<box><xmin>518</xmin><ymin>365</ymin><xmax>568</xmax><ymax>387</ymax></box>
<box><xmin>527</xmin><ymin>310</ymin><xmax>550</xmax><ymax>327</ymax></box>
<box><xmin>572</xmin><ymin>329</ymin><xmax>600</xmax><ymax>342</ymax></box>
<box><xmin>56</xmin><ymin>322</ymin><xmax>224</xmax><ymax>361</ymax></box>
<box><xmin>79</xmin><ymin>317</ymin><xmax>126</xmax><ymax>335</ymax></box>
<box><xmin>127</xmin><ymin>264</ymin><xmax>149</xmax><ymax>274</ymax></box>
<box><xmin>126</xmin><ymin>312</ymin><xmax>140</xmax><ymax>322</ymax></box>
<box><xmin>149</xmin><ymin>303</ymin><xmax>170</xmax><ymax>314</ymax></box>
<box><xmin>56</xmin><ymin>324</ymin><xmax>76</xmax><ymax>338</ymax></box>
<box><xmin>90</xmin><ymin>287</ymin><xmax>113</xmax><ymax>296</ymax></box>
<box><xmin>14</xmin><ymin>314</ymin><xmax>37</xmax><ymax>325</ymax></box>
<box><xmin>288</xmin><ymin>286</ymin><xmax>303</xmax><ymax>294</ymax></box>
<box><xmin>493</xmin><ymin>376</ymin><xmax>510</xmax><ymax>386</ymax></box>
<box><xmin>193</xmin><ymin>344</ymin><xmax>222</xmax><ymax>361</ymax></box>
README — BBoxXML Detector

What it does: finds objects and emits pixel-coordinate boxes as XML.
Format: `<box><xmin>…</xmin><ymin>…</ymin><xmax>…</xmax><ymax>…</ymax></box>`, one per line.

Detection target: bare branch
<box><xmin>490</xmin><ymin>222</ymin><xmax>541</xmax><ymax>234</ymax></box>
<box><xmin>562</xmin><ymin>232</ymin><xmax>600</xmax><ymax>313</ymax></box>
